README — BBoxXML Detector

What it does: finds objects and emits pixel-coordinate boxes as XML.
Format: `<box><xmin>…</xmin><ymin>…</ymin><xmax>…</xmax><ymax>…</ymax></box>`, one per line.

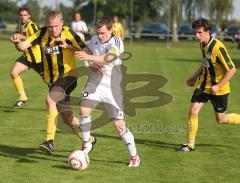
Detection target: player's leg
<box><xmin>79</xmin><ymin>98</ymin><xmax>96</xmax><ymax>154</ymax></box>
<box><xmin>112</xmin><ymin>118</ymin><xmax>140</xmax><ymax>167</ymax></box>
<box><xmin>178</xmin><ymin>89</ymin><xmax>207</xmax><ymax>152</ymax></box>
<box><xmin>57</xmin><ymin>98</ymin><xmax>96</xmax><ymax>146</ymax></box>
<box><xmin>39</xmin><ymin>76</ymin><xmax>77</xmax><ymax>154</ymax></box>
<box><xmin>211</xmin><ymin>94</ymin><xmax>240</xmax><ymax>124</ymax></box>
<box><xmin>10</xmin><ymin>56</ymin><xmax>30</xmax><ymax>107</ymax></box>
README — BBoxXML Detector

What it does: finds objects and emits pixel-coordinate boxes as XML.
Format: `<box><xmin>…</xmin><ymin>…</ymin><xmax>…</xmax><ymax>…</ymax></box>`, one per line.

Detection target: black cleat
<box><xmin>12</xmin><ymin>99</ymin><xmax>28</xmax><ymax>108</ymax></box>
<box><xmin>177</xmin><ymin>144</ymin><xmax>195</xmax><ymax>152</ymax></box>
<box><xmin>39</xmin><ymin>140</ymin><xmax>54</xmax><ymax>155</ymax></box>
<box><xmin>90</xmin><ymin>136</ymin><xmax>97</xmax><ymax>152</ymax></box>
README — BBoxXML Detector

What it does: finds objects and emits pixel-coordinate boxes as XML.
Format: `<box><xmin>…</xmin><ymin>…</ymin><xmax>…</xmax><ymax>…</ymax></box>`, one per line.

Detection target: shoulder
<box><xmin>110</xmin><ymin>36</ymin><xmax>122</xmax><ymax>46</ymax></box>
<box><xmin>213</xmin><ymin>38</ymin><xmax>226</xmax><ymax>51</ymax></box>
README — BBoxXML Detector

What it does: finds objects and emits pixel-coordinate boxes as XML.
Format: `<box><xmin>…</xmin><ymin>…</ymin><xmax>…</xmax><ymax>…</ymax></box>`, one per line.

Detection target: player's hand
<box><xmin>10</xmin><ymin>34</ymin><xmax>20</xmax><ymax>43</ymax></box>
<box><xmin>211</xmin><ymin>85</ymin><xmax>221</xmax><ymax>95</ymax></box>
<box><xmin>90</xmin><ymin>64</ymin><xmax>104</xmax><ymax>76</ymax></box>
<box><xmin>54</xmin><ymin>38</ymin><xmax>66</xmax><ymax>48</ymax></box>
<box><xmin>75</xmin><ymin>51</ymin><xmax>90</xmax><ymax>60</ymax></box>
<box><xmin>186</xmin><ymin>76</ymin><xmax>197</xmax><ymax>87</ymax></box>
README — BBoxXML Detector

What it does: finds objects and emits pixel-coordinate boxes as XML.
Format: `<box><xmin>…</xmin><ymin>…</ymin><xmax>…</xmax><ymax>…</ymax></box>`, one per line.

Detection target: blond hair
<box><xmin>46</xmin><ymin>10</ymin><xmax>63</xmax><ymax>21</ymax></box>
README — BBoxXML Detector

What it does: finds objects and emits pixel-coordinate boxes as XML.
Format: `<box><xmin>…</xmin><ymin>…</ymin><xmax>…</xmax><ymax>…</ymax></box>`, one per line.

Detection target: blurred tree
<box><xmin>208</xmin><ymin>0</ymin><xmax>233</xmax><ymax>28</ymax></box>
<box><xmin>170</xmin><ymin>0</ymin><xmax>179</xmax><ymax>42</ymax></box>
<box><xmin>0</xmin><ymin>0</ymin><xmax>18</xmax><ymax>23</ymax></box>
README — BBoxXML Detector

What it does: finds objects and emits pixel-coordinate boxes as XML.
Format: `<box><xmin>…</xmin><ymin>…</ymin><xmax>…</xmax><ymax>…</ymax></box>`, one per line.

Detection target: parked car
<box><xmin>224</xmin><ymin>25</ymin><xmax>240</xmax><ymax>41</ymax></box>
<box><xmin>177</xmin><ymin>24</ymin><xmax>194</xmax><ymax>39</ymax></box>
<box><xmin>140</xmin><ymin>22</ymin><xmax>170</xmax><ymax>39</ymax></box>
<box><xmin>0</xmin><ymin>22</ymin><xmax>6</xmax><ymax>29</ymax></box>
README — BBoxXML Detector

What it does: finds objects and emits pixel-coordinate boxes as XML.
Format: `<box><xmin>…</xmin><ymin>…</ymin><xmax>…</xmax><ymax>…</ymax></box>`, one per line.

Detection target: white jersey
<box><xmin>82</xmin><ymin>35</ymin><xmax>125</xmax><ymax>119</ymax></box>
<box><xmin>71</xmin><ymin>20</ymin><xmax>88</xmax><ymax>41</ymax></box>
<box><xmin>86</xmin><ymin>35</ymin><xmax>124</xmax><ymax>87</ymax></box>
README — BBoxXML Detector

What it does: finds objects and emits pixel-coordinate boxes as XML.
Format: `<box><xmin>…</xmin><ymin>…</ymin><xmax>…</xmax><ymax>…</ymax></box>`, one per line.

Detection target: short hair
<box><xmin>95</xmin><ymin>16</ymin><xmax>112</xmax><ymax>30</ymax></box>
<box><xmin>46</xmin><ymin>10</ymin><xmax>63</xmax><ymax>21</ymax></box>
<box><xmin>18</xmin><ymin>7</ymin><xmax>30</xmax><ymax>15</ymax></box>
<box><xmin>192</xmin><ymin>18</ymin><xmax>212</xmax><ymax>32</ymax></box>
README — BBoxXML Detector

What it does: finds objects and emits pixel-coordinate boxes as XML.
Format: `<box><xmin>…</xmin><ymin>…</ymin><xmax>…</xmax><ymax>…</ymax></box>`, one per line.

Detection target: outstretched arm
<box><xmin>75</xmin><ymin>50</ymin><xmax>117</xmax><ymax>64</ymax></box>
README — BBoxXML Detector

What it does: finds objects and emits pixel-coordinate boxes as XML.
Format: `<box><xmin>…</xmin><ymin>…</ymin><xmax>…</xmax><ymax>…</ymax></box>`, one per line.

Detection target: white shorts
<box><xmin>81</xmin><ymin>81</ymin><xmax>124</xmax><ymax>120</ymax></box>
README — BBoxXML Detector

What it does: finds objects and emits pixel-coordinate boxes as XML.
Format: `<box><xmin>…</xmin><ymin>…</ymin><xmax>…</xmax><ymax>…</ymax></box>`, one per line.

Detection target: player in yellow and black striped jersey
<box><xmin>26</xmin><ymin>25</ymin><xmax>85</xmax><ymax>85</ymax></box>
<box><xmin>12</xmin><ymin>10</ymin><xmax>96</xmax><ymax>155</ymax></box>
<box><xmin>178</xmin><ymin>18</ymin><xmax>240</xmax><ymax>152</ymax></box>
<box><xmin>112</xmin><ymin>15</ymin><xmax>124</xmax><ymax>40</ymax></box>
<box><xmin>10</xmin><ymin>7</ymin><xmax>42</xmax><ymax>108</ymax></box>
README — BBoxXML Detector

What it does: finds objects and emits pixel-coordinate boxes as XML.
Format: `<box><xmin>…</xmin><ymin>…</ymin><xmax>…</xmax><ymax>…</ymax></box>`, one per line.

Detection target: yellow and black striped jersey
<box><xmin>112</xmin><ymin>22</ymin><xmax>123</xmax><ymax>38</ymax></box>
<box><xmin>18</xmin><ymin>19</ymin><xmax>41</xmax><ymax>63</ymax></box>
<box><xmin>27</xmin><ymin>26</ymin><xmax>86</xmax><ymax>85</ymax></box>
<box><xmin>197</xmin><ymin>37</ymin><xmax>235</xmax><ymax>95</ymax></box>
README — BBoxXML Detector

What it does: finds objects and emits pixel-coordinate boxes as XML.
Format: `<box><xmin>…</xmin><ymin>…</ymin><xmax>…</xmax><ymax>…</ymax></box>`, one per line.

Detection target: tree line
<box><xmin>0</xmin><ymin>0</ymin><xmax>238</xmax><ymax>41</ymax></box>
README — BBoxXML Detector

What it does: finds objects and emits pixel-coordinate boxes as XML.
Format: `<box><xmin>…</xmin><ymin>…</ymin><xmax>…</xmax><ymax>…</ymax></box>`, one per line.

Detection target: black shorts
<box><xmin>191</xmin><ymin>89</ymin><xmax>228</xmax><ymax>113</ymax></box>
<box><xmin>16</xmin><ymin>55</ymin><xmax>43</xmax><ymax>76</ymax></box>
<box><xmin>49</xmin><ymin>76</ymin><xmax>77</xmax><ymax>98</ymax></box>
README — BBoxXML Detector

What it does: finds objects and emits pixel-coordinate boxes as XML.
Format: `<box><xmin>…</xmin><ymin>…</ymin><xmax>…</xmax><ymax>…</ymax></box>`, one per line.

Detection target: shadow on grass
<box><xmin>94</xmin><ymin>133</ymin><xmax>232</xmax><ymax>151</ymax></box>
<box><xmin>0</xmin><ymin>144</ymin><xmax>66</xmax><ymax>163</ymax></box>
<box><xmin>94</xmin><ymin>133</ymin><xmax>179</xmax><ymax>149</ymax></box>
<box><xmin>0</xmin><ymin>105</ymin><xmax>45</xmax><ymax>112</ymax></box>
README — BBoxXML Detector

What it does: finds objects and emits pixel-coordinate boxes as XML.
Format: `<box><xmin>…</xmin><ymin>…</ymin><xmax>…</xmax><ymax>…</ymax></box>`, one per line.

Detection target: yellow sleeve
<box><xmin>67</xmin><ymin>29</ymin><xmax>86</xmax><ymax>50</ymax></box>
<box><xmin>27</xmin><ymin>22</ymin><xmax>38</xmax><ymax>36</ymax></box>
<box><xmin>217</xmin><ymin>47</ymin><xmax>235</xmax><ymax>71</ymax></box>
<box><xmin>26</xmin><ymin>27</ymin><xmax>47</xmax><ymax>46</ymax></box>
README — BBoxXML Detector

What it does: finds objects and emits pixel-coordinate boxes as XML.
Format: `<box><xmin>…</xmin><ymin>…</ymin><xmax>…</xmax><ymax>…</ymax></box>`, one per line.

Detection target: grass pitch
<box><xmin>0</xmin><ymin>39</ymin><xmax>240</xmax><ymax>182</ymax></box>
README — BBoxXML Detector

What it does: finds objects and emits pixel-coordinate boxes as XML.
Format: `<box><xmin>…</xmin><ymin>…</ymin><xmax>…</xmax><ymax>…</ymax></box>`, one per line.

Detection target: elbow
<box><xmin>232</xmin><ymin>67</ymin><xmax>237</xmax><ymax>75</ymax></box>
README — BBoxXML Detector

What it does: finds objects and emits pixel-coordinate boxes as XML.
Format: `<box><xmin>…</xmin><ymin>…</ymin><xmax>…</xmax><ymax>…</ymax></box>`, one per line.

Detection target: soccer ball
<box><xmin>68</xmin><ymin>150</ymin><xmax>89</xmax><ymax>170</ymax></box>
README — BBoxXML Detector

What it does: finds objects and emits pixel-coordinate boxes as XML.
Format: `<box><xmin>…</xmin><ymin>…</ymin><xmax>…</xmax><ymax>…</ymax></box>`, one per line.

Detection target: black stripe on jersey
<box><xmin>57</xmin><ymin>46</ymin><xmax>64</xmax><ymax>77</ymax></box>
<box><xmin>46</xmin><ymin>36</ymin><xmax>54</xmax><ymax>84</ymax></box>
<box><xmin>216</xmin><ymin>56</ymin><xmax>221</xmax><ymax>64</ymax></box>
<box><xmin>30</xmin><ymin>23</ymin><xmax>38</xmax><ymax>33</ymax></box>
<box><xmin>31</xmin><ymin>27</ymin><xmax>47</xmax><ymax>45</ymax></box>
<box><xmin>27</xmin><ymin>47</ymin><xmax>36</xmax><ymax>64</ymax></box>
<box><xmin>208</xmin><ymin>60</ymin><xmax>216</xmax><ymax>86</ymax></box>
<box><xmin>219</xmin><ymin>47</ymin><xmax>233</xmax><ymax>69</ymax></box>
<box><xmin>200</xmin><ymin>68</ymin><xmax>207</xmax><ymax>90</ymax></box>
<box><xmin>66</xmin><ymin>39</ymin><xmax>72</xmax><ymax>45</ymax></box>
<box><xmin>207</xmin><ymin>39</ymin><xmax>217</xmax><ymax>86</ymax></box>
<box><xmin>24</xmin><ymin>21</ymin><xmax>30</xmax><ymax>28</ymax></box>
<box><xmin>69</xmin><ymin>29</ymin><xmax>86</xmax><ymax>49</ymax></box>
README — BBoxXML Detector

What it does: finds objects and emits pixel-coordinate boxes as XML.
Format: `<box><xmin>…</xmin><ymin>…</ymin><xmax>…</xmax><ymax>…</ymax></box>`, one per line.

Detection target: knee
<box><xmin>113</xmin><ymin>119</ymin><xmax>126</xmax><ymax>134</ymax></box>
<box><xmin>10</xmin><ymin>69</ymin><xmax>18</xmax><ymax>79</ymax></box>
<box><xmin>46</xmin><ymin>95</ymin><xmax>56</xmax><ymax>107</ymax></box>
<box><xmin>80</xmin><ymin>106</ymin><xmax>90</xmax><ymax>116</ymax></box>
<box><xmin>189</xmin><ymin>107</ymin><xmax>199</xmax><ymax>117</ymax></box>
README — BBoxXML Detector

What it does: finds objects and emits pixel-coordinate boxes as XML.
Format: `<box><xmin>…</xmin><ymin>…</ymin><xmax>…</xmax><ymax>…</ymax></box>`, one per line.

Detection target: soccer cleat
<box><xmin>12</xmin><ymin>99</ymin><xmax>28</xmax><ymax>108</ymax></box>
<box><xmin>39</xmin><ymin>140</ymin><xmax>54</xmax><ymax>155</ymax></box>
<box><xmin>82</xmin><ymin>136</ymin><xmax>97</xmax><ymax>154</ymax></box>
<box><xmin>128</xmin><ymin>155</ymin><xmax>141</xmax><ymax>167</ymax></box>
<box><xmin>177</xmin><ymin>144</ymin><xmax>195</xmax><ymax>152</ymax></box>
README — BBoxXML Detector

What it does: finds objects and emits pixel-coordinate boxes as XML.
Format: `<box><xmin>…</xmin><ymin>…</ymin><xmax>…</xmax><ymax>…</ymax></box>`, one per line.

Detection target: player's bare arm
<box><xmin>186</xmin><ymin>65</ymin><xmax>203</xmax><ymax>86</ymax></box>
<box><xmin>211</xmin><ymin>67</ymin><xmax>236</xmax><ymax>94</ymax></box>
<box><xmin>75</xmin><ymin>50</ymin><xmax>117</xmax><ymax>64</ymax></box>
<box><xmin>16</xmin><ymin>40</ymin><xmax>32</xmax><ymax>51</ymax></box>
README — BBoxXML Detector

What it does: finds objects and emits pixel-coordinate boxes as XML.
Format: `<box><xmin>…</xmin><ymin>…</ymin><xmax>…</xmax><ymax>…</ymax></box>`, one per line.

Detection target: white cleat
<box><xmin>128</xmin><ymin>155</ymin><xmax>141</xmax><ymax>167</ymax></box>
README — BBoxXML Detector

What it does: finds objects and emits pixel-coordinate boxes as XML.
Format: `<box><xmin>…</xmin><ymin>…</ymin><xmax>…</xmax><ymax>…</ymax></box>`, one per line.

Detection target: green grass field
<box><xmin>1</xmin><ymin>39</ymin><xmax>240</xmax><ymax>182</ymax></box>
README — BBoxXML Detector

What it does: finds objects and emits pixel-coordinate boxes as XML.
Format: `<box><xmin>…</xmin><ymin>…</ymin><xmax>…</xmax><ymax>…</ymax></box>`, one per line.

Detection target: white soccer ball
<box><xmin>68</xmin><ymin>150</ymin><xmax>89</xmax><ymax>170</ymax></box>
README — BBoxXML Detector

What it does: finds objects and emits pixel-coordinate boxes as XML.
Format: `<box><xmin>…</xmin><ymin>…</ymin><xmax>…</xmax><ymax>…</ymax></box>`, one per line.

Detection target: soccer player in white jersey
<box><xmin>75</xmin><ymin>16</ymin><xmax>140</xmax><ymax>167</ymax></box>
<box><xmin>71</xmin><ymin>11</ymin><xmax>88</xmax><ymax>41</ymax></box>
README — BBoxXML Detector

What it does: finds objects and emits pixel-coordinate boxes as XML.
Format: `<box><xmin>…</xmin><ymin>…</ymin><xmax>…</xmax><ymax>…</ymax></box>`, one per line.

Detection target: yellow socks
<box><xmin>46</xmin><ymin>109</ymin><xmax>58</xmax><ymax>141</ymax></box>
<box><xmin>12</xmin><ymin>76</ymin><xmax>27</xmax><ymax>101</ymax></box>
<box><xmin>187</xmin><ymin>115</ymin><xmax>198</xmax><ymax>148</ymax></box>
<box><xmin>227</xmin><ymin>113</ymin><xmax>240</xmax><ymax>124</ymax></box>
